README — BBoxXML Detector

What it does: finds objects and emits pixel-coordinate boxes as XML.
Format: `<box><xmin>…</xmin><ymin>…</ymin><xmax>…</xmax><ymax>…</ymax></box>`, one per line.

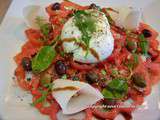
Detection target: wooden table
<box><xmin>0</xmin><ymin>0</ymin><xmax>12</xmax><ymax>24</ymax></box>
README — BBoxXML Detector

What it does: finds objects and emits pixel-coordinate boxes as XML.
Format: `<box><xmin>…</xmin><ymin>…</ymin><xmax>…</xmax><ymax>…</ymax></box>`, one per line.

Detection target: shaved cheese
<box><xmin>23</xmin><ymin>5</ymin><xmax>48</xmax><ymax>28</ymax></box>
<box><xmin>108</xmin><ymin>6</ymin><xmax>142</xmax><ymax>29</ymax></box>
<box><xmin>52</xmin><ymin>79</ymin><xmax>103</xmax><ymax>114</ymax></box>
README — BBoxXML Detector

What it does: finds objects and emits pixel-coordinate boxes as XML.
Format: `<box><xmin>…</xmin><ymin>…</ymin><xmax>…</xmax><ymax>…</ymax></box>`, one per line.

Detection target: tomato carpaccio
<box><xmin>14</xmin><ymin>1</ymin><xmax>160</xmax><ymax>120</ymax></box>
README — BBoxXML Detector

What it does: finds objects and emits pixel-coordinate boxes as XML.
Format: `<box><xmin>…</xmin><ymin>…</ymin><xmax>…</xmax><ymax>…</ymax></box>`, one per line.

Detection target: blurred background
<box><xmin>0</xmin><ymin>0</ymin><xmax>12</xmax><ymax>24</ymax></box>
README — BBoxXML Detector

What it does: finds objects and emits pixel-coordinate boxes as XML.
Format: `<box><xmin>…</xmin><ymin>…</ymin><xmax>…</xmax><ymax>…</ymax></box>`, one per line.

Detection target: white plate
<box><xmin>0</xmin><ymin>0</ymin><xmax>160</xmax><ymax>120</ymax></box>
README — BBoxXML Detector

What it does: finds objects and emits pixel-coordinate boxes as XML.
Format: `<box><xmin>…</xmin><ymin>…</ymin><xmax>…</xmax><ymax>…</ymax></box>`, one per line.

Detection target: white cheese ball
<box><xmin>61</xmin><ymin>10</ymin><xmax>114</xmax><ymax>63</ymax></box>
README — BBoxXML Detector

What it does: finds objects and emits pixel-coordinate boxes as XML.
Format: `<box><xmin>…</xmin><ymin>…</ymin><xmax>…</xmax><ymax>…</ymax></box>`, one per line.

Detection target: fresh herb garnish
<box><xmin>31</xmin><ymin>83</ymin><xmax>53</xmax><ymax>106</ymax></box>
<box><xmin>111</xmin><ymin>69</ymin><xmax>119</xmax><ymax>77</ymax></box>
<box><xmin>139</xmin><ymin>34</ymin><xmax>149</xmax><ymax>56</ymax></box>
<box><xmin>102</xmin><ymin>78</ymin><xmax>128</xmax><ymax>100</ymax></box>
<box><xmin>74</xmin><ymin>10</ymin><xmax>96</xmax><ymax>55</ymax></box>
<box><xmin>127</xmin><ymin>53</ymin><xmax>139</xmax><ymax>69</ymax></box>
<box><xmin>35</xmin><ymin>16</ymin><xmax>51</xmax><ymax>41</ymax></box>
<box><xmin>101</xmin><ymin>69</ymin><xmax>107</xmax><ymax>75</ymax></box>
<box><xmin>32</xmin><ymin>46</ymin><xmax>56</xmax><ymax>73</ymax></box>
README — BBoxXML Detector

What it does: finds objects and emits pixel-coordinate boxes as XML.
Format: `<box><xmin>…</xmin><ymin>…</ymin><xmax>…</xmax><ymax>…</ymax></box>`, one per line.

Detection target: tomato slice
<box><xmin>14</xmin><ymin>42</ymin><xmax>38</xmax><ymax>65</ymax></box>
<box><xmin>139</xmin><ymin>23</ymin><xmax>158</xmax><ymax>40</ymax></box>
<box><xmin>147</xmin><ymin>62</ymin><xmax>160</xmax><ymax>85</ymax></box>
<box><xmin>15</xmin><ymin>65</ymin><xmax>31</xmax><ymax>90</ymax></box>
<box><xmin>25</xmin><ymin>29</ymin><xmax>44</xmax><ymax>47</ymax></box>
<box><xmin>70</xmin><ymin>60</ymin><xmax>95</xmax><ymax>71</ymax></box>
<box><xmin>84</xmin><ymin>109</ymin><xmax>93</xmax><ymax>120</ymax></box>
<box><xmin>92</xmin><ymin>108</ymin><xmax>119</xmax><ymax>119</ymax></box>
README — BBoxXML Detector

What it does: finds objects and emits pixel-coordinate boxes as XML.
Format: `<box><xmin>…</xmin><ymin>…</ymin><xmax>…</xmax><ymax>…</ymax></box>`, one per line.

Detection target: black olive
<box><xmin>142</xmin><ymin>29</ymin><xmax>152</xmax><ymax>38</ymax></box>
<box><xmin>21</xmin><ymin>57</ymin><xmax>32</xmax><ymax>71</ymax></box>
<box><xmin>52</xmin><ymin>2</ymin><xmax>61</xmax><ymax>10</ymax></box>
<box><xmin>126</xmin><ymin>40</ymin><xmax>137</xmax><ymax>52</ymax></box>
<box><xmin>55</xmin><ymin>60</ymin><xmax>67</xmax><ymax>75</ymax></box>
<box><xmin>131</xmin><ymin>73</ymin><xmax>146</xmax><ymax>88</ymax></box>
<box><xmin>85</xmin><ymin>72</ymin><xmax>99</xmax><ymax>84</ymax></box>
<box><xmin>89</xmin><ymin>3</ymin><xmax>99</xmax><ymax>9</ymax></box>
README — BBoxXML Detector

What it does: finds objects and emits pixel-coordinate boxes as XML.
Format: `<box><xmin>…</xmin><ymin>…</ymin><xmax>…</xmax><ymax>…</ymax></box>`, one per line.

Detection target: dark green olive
<box><xmin>131</xmin><ymin>73</ymin><xmax>146</xmax><ymax>88</ymax></box>
<box><xmin>85</xmin><ymin>72</ymin><xmax>99</xmax><ymax>84</ymax></box>
<box><xmin>126</xmin><ymin>40</ymin><xmax>137</xmax><ymax>52</ymax></box>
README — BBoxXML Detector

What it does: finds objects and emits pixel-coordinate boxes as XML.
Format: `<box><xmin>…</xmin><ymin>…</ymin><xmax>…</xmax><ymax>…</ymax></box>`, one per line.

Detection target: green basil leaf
<box><xmin>139</xmin><ymin>34</ymin><xmax>149</xmax><ymax>56</ymax></box>
<box><xmin>127</xmin><ymin>53</ymin><xmax>139</xmax><ymax>69</ymax></box>
<box><xmin>102</xmin><ymin>79</ymin><xmax>128</xmax><ymax>100</ymax></box>
<box><xmin>36</xmin><ymin>16</ymin><xmax>50</xmax><ymax>35</ymax></box>
<box><xmin>74</xmin><ymin>10</ymin><xmax>96</xmax><ymax>55</ymax></box>
<box><xmin>32</xmin><ymin>46</ymin><xmax>56</xmax><ymax>73</ymax></box>
<box><xmin>107</xmin><ymin>79</ymin><xmax>128</xmax><ymax>93</ymax></box>
<box><xmin>102</xmin><ymin>89</ymin><xmax>114</xmax><ymax>99</ymax></box>
<box><xmin>31</xmin><ymin>83</ymin><xmax>53</xmax><ymax>106</ymax></box>
<box><xmin>31</xmin><ymin>91</ymin><xmax>48</xmax><ymax>106</ymax></box>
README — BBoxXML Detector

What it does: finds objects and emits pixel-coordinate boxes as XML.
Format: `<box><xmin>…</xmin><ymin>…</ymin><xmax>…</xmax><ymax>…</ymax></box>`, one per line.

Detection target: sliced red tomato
<box><xmin>70</xmin><ymin>60</ymin><xmax>95</xmax><ymax>71</ymax></box>
<box><xmin>84</xmin><ymin>109</ymin><xmax>93</xmax><ymax>120</ymax></box>
<box><xmin>25</xmin><ymin>29</ymin><xmax>44</xmax><ymax>47</ymax></box>
<box><xmin>148</xmin><ymin>48</ymin><xmax>159</xmax><ymax>59</ymax></box>
<box><xmin>154</xmin><ymin>54</ymin><xmax>160</xmax><ymax>63</ymax></box>
<box><xmin>147</xmin><ymin>62</ymin><xmax>160</xmax><ymax>85</ymax></box>
<box><xmin>92</xmin><ymin>108</ymin><xmax>119</xmax><ymax>119</ymax></box>
<box><xmin>49</xmin><ymin>101</ymin><xmax>60</xmax><ymax>120</ymax></box>
<box><xmin>30</xmin><ymin>76</ymin><xmax>40</xmax><ymax>89</ymax></box>
<box><xmin>14</xmin><ymin>52</ymin><xmax>24</xmax><ymax>65</ymax></box>
<box><xmin>14</xmin><ymin>41</ymin><xmax>38</xmax><ymax>65</ymax></box>
<box><xmin>15</xmin><ymin>65</ymin><xmax>31</xmax><ymax>90</ymax></box>
<box><xmin>139</xmin><ymin>23</ymin><xmax>158</xmax><ymax>40</ymax></box>
<box><xmin>149</xmin><ymin>39</ymin><xmax>159</xmax><ymax>50</ymax></box>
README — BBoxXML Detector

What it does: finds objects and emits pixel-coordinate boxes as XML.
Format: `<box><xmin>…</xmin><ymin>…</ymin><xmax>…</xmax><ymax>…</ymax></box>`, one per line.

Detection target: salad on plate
<box><xmin>10</xmin><ymin>0</ymin><xmax>160</xmax><ymax>120</ymax></box>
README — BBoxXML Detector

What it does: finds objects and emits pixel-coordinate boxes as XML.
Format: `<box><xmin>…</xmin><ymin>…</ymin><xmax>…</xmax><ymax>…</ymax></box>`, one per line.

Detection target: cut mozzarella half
<box><xmin>61</xmin><ymin>10</ymin><xmax>114</xmax><ymax>63</ymax></box>
<box><xmin>52</xmin><ymin>79</ymin><xmax>103</xmax><ymax>114</ymax></box>
<box><xmin>23</xmin><ymin>5</ymin><xmax>48</xmax><ymax>28</ymax></box>
<box><xmin>108</xmin><ymin>7</ymin><xmax>142</xmax><ymax>30</ymax></box>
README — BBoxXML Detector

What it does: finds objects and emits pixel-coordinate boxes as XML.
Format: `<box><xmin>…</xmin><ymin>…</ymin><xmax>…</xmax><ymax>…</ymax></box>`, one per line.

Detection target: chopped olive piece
<box><xmin>21</xmin><ymin>57</ymin><xmax>32</xmax><ymax>71</ymax></box>
<box><xmin>55</xmin><ymin>60</ymin><xmax>67</xmax><ymax>75</ymax></box>
<box><xmin>142</xmin><ymin>29</ymin><xmax>152</xmax><ymax>38</ymax></box>
<box><xmin>85</xmin><ymin>72</ymin><xmax>99</xmax><ymax>84</ymax></box>
<box><xmin>131</xmin><ymin>73</ymin><xmax>146</xmax><ymax>88</ymax></box>
<box><xmin>52</xmin><ymin>2</ymin><xmax>61</xmax><ymax>10</ymax></box>
<box><xmin>126</xmin><ymin>40</ymin><xmax>137</xmax><ymax>52</ymax></box>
